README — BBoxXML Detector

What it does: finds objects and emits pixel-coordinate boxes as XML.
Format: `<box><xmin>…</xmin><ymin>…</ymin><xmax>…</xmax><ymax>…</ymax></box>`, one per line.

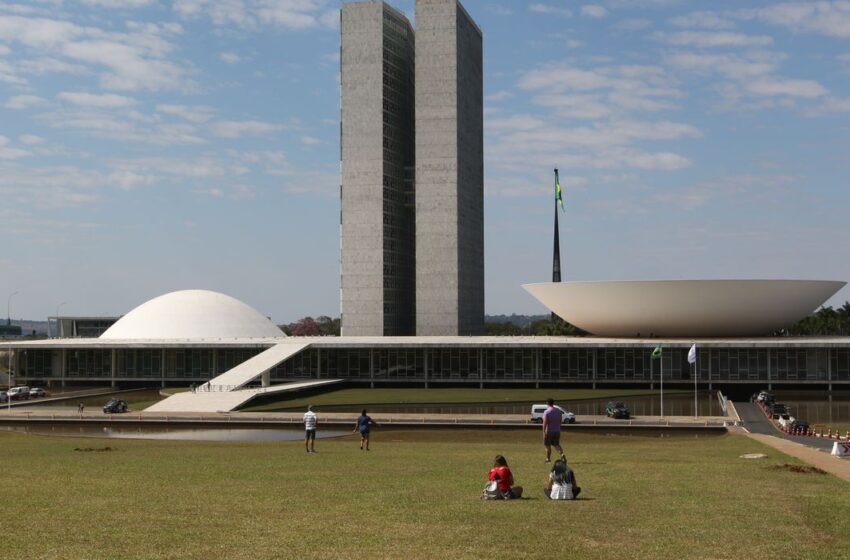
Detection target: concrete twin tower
<box><xmin>340</xmin><ymin>0</ymin><xmax>484</xmax><ymax>337</ymax></box>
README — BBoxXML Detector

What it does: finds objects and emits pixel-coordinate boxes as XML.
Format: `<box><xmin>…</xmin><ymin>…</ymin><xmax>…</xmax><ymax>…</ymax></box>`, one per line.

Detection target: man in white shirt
<box><xmin>304</xmin><ymin>405</ymin><xmax>317</xmax><ymax>453</ymax></box>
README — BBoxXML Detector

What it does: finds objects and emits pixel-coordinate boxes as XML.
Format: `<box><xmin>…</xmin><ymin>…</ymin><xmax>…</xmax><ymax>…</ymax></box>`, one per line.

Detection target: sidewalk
<box><xmin>741</xmin><ymin>430</ymin><xmax>850</xmax><ymax>483</ymax></box>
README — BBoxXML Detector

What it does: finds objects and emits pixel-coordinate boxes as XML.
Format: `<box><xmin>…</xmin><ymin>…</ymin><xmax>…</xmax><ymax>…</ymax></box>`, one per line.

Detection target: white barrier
<box><xmin>831</xmin><ymin>442</ymin><xmax>850</xmax><ymax>457</ymax></box>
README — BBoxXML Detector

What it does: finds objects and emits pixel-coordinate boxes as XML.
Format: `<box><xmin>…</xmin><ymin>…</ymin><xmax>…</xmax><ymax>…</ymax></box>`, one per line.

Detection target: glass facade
<box><xmin>13</xmin><ymin>344</ymin><xmax>850</xmax><ymax>385</ymax></box>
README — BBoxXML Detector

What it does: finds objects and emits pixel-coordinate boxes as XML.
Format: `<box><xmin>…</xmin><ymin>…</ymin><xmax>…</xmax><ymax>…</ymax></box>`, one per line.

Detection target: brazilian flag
<box><xmin>554</xmin><ymin>168</ymin><xmax>564</xmax><ymax>212</ymax></box>
<box><xmin>651</xmin><ymin>345</ymin><xmax>662</xmax><ymax>359</ymax></box>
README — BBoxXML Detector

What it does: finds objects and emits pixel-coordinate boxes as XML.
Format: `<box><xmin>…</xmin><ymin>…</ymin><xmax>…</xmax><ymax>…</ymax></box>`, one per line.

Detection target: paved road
<box><xmin>734</xmin><ymin>402</ymin><xmax>778</xmax><ymax>435</ymax></box>
<box><xmin>736</xmin><ymin>401</ymin><xmax>845</xmax><ymax>452</ymax></box>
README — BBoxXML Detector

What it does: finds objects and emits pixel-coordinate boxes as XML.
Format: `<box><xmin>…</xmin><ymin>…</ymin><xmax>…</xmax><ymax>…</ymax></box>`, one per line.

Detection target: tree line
<box><xmin>279</xmin><ymin>301</ymin><xmax>850</xmax><ymax>338</ymax></box>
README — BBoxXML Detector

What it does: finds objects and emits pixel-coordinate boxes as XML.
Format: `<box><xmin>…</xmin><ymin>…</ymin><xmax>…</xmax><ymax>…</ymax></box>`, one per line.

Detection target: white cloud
<box><xmin>0</xmin><ymin>14</ymin><xmax>189</xmax><ymax>91</ymax></box>
<box><xmin>669</xmin><ymin>11</ymin><xmax>734</xmax><ymax>29</ymax></box>
<box><xmin>195</xmin><ymin>184</ymin><xmax>256</xmax><ymax>200</ymax></box>
<box><xmin>656</xmin><ymin>31</ymin><xmax>773</xmax><ymax>48</ymax></box>
<box><xmin>156</xmin><ymin>104</ymin><xmax>216</xmax><ymax>123</ymax></box>
<box><xmin>78</xmin><ymin>0</ymin><xmax>156</xmax><ymax>6</ymax></box>
<box><xmin>301</xmin><ymin>135</ymin><xmax>321</xmax><ymax>145</ymax></box>
<box><xmin>655</xmin><ymin>174</ymin><xmax>797</xmax><ymax>210</ymax></box>
<box><xmin>0</xmin><ymin>44</ymin><xmax>9</xmax><ymax>55</ymax></box>
<box><xmin>174</xmin><ymin>0</ymin><xmax>336</xmax><ymax>30</ymax></box>
<box><xmin>5</xmin><ymin>94</ymin><xmax>47</xmax><ymax>109</ymax></box>
<box><xmin>0</xmin><ymin>164</ymin><xmax>104</xmax><ymax>207</ymax></box>
<box><xmin>746</xmin><ymin>78</ymin><xmax>827</xmax><ymax>98</ymax></box>
<box><xmin>58</xmin><ymin>91</ymin><xmax>137</xmax><ymax>107</ymax></box>
<box><xmin>211</xmin><ymin>120</ymin><xmax>283</xmax><ymax>138</ymax></box>
<box><xmin>739</xmin><ymin>2</ymin><xmax>850</xmax><ymax>38</ymax></box>
<box><xmin>485</xmin><ymin>90</ymin><xmax>514</xmax><ymax>102</ymax></box>
<box><xmin>19</xmin><ymin>134</ymin><xmax>44</xmax><ymax>145</ymax></box>
<box><xmin>581</xmin><ymin>5</ymin><xmax>608</xmax><ymax>18</ymax></box>
<box><xmin>219</xmin><ymin>51</ymin><xmax>241</xmax><ymax>64</ymax></box>
<box><xmin>529</xmin><ymin>4</ymin><xmax>571</xmax><ymax>17</ymax></box>
<box><xmin>0</xmin><ymin>135</ymin><xmax>31</xmax><ymax>159</ymax></box>
<box><xmin>108</xmin><ymin>170</ymin><xmax>158</xmax><ymax>191</ymax></box>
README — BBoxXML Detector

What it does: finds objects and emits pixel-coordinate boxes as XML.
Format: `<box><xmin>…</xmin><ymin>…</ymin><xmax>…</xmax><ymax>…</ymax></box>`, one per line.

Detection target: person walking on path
<box><xmin>78</xmin><ymin>402</ymin><xmax>85</xmax><ymax>414</ymax></box>
<box><xmin>542</xmin><ymin>398</ymin><xmax>565</xmax><ymax>463</ymax></box>
<box><xmin>304</xmin><ymin>405</ymin><xmax>317</xmax><ymax>453</ymax></box>
<box><xmin>354</xmin><ymin>409</ymin><xmax>378</xmax><ymax>450</ymax></box>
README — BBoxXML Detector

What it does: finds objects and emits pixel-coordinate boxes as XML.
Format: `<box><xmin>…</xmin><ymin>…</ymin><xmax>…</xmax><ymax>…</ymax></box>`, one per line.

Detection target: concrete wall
<box><xmin>415</xmin><ymin>0</ymin><xmax>483</xmax><ymax>335</ymax></box>
<box><xmin>340</xmin><ymin>3</ymin><xmax>416</xmax><ymax>336</ymax></box>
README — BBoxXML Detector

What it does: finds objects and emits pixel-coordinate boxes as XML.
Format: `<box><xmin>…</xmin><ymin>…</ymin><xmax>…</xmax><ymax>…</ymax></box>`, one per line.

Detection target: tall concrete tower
<box><xmin>415</xmin><ymin>0</ymin><xmax>484</xmax><ymax>335</ymax></box>
<box><xmin>340</xmin><ymin>2</ymin><xmax>416</xmax><ymax>336</ymax></box>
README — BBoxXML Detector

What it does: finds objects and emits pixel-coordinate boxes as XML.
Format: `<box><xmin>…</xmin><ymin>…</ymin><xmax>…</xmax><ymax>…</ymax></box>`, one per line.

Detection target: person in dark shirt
<box><xmin>354</xmin><ymin>408</ymin><xmax>378</xmax><ymax>450</ymax></box>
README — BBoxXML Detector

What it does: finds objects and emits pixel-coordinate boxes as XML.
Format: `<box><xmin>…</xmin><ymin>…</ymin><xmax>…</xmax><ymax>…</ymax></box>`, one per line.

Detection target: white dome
<box><xmin>101</xmin><ymin>290</ymin><xmax>284</xmax><ymax>340</ymax></box>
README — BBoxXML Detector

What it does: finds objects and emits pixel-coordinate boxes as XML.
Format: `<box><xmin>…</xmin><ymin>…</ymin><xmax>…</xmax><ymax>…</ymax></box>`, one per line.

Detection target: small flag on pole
<box><xmin>554</xmin><ymin>168</ymin><xmax>564</xmax><ymax>212</ymax></box>
<box><xmin>651</xmin><ymin>345</ymin><xmax>662</xmax><ymax>359</ymax></box>
<box><xmin>687</xmin><ymin>344</ymin><xmax>697</xmax><ymax>365</ymax></box>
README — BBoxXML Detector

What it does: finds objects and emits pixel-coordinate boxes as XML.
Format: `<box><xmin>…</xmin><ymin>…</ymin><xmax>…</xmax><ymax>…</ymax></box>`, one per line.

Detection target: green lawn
<box><xmin>2</xmin><ymin>429</ymin><xmax>849</xmax><ymax>559</ymax></box>
<box><xmin>243</xmin><ymin>387</ymin><xmax>688</xmax><ymax>412</ymax></box>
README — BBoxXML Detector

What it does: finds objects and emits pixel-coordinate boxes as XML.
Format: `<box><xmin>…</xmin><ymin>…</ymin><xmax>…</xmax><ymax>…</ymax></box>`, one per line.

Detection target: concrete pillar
<box><xmin>592</xmin><ymin>348</ymin><xmax>597</xmax><ymax>389</ymax></box>
<box><xmin>370</xmin><ymin>349</ymin><xmax>374</xmax><ymax>389</ymax></box>
<box><xmin>59</xmin><ymin>349</ymin><xmax>65</xmax><ymax>388</ymax></box>
<box><xmin>111</xmin><ymin>349</ymin><xmax>117</xmax><ymax>388</ymax></box>
<box><xmin>262</xmin><ymin>370</ymin><xmax>271</xmax><ymax>388</ymax></box>
<box><xmin>424</xmin><ymin>349</ymin><xmax>428</xmax><ymax>389</ymax></box>
<box><xmin>161</xmin><ymin>349</ymin><xmax>166</xmax><ymax>389</ymax></box>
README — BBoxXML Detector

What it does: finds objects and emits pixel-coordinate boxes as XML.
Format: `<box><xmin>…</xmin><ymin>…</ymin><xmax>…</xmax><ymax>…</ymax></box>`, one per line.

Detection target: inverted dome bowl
<box><xmin>523</xmin><ymin>280</ymin><xmax>846</xmax><ymax>337</ymax></box>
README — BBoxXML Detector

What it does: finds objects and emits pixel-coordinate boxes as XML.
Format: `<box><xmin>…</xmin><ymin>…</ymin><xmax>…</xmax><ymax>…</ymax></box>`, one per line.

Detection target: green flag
<box><xmin>554</xmin><ymin>168</ymin><xmax>564</xmax><ymax>212</ymax></box>
<box><xmin>651</xmin><ymin>345</ymin><xmax>662</xmax><ymax>359</ymax></box>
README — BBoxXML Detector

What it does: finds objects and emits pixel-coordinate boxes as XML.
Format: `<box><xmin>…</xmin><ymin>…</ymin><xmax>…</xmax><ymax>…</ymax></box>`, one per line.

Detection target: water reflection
<box><xmin>769</xmin><ymin>391</ymin><xmax>850</xmax><ymax>427</ymax></box>
<box><xmin>1</xmin><ymin>425</ymin><xmax>347</xmax><ymax>442</ymax></box>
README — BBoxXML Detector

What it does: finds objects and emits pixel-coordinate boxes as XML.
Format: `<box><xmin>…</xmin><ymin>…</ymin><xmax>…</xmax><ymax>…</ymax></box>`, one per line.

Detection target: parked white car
<box><xmin>530</xmin><ymin>404</ymin><xmax>576</xmax><ymax>424</ymax></box>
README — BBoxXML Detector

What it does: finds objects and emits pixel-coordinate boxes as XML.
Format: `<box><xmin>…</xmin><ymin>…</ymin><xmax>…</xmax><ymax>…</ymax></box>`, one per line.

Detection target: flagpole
<box><xmin>660</xmin><ymin>347</ymin><xmax>664</xmax><ymax>419</ymax></box>
<box><xmin>694</xmin><ymin>343</ymin><xmax>699</xmax><ymax>418</ymax></box>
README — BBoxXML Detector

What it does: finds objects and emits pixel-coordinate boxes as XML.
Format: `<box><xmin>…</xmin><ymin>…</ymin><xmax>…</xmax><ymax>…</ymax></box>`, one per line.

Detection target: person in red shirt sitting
<box><xmin>488</xmin><ymin>455</ymin><xmax>523</xmax><ymax>499</ymax></box>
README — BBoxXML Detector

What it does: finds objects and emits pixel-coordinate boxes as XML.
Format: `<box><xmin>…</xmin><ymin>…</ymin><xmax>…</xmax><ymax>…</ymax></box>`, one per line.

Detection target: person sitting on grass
<box><xmin>488</xmin><ymin>455</ymin><xmax>523</xmax><ymax>499</ymax></box>
<box><xmin>544</xmin><ymin>455</ymin><xmax>580</xmax><ymax>500</ymax></box>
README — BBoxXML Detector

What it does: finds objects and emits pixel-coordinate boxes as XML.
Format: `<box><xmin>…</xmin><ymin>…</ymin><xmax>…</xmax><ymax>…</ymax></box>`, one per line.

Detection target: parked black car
<box><xmin>606</xmin><ymin>401</ymin><xmax>630</xmax><ymax>419</ymax></box>
<box><xmin>103</xmin><ymin>399</ymin><xmax>128</xmax><ymax>414</ymax></box>
<box><xmin>0</xmin><ymin>391</ymin><xmax>7</xmax><ymax>403</ymax></box>
<box><xmin>790</xmin><ymin>419</ymin><xmax>809</xmax><ymax>434</ymax></box>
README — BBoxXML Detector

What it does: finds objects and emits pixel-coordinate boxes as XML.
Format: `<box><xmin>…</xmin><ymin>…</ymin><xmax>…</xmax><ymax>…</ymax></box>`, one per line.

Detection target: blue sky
<box><xmin>2</xmin><ymin>0</ymin><xmax>849</xmax><ymax>323</ymax></box>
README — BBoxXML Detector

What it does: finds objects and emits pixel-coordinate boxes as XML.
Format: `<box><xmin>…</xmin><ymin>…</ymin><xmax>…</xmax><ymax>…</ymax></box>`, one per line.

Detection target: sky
<box><xmin>2</xmin><ymin>0</ymin><xmax>850</xmax><ymax>324</ymax></box>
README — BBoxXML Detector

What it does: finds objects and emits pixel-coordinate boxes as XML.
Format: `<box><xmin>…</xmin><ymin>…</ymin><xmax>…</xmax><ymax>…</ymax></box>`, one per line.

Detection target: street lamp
<box><xmin>55</xmin><ymin>302</ymin><xmax>67</xmax><ymax>338</ymax></box>
<box><xmin>6</xmin><ymin>290</ymin><xmax>18</xmax><ymax>327</ymax></box>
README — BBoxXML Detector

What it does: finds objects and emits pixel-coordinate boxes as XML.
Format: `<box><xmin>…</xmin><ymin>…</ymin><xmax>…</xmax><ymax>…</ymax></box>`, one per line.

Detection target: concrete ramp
<box><xmin>205</xmin><ymin>342</ymin><xmax>310</xmax><ymax>390</ymax></box>
<box><xmin>145</xmin><ymin>341</ymin><xmax>340</xmax><ymax>413</ymax></box>
<box><xmin>146</xmin><ymin>379</ymin><xmax>342</xmax><ymax>413</ymax></box>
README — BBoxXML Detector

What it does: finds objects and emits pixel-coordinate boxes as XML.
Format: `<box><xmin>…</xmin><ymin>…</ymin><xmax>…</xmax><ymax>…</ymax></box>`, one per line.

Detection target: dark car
<box><xmin>606</xmin><ymin>401</ymin><xmax>630</xmax><ymax>419</ymax></box>
<box><xmin>103</xmin><ymin>399</ymin><xmax>128</xmax><ymax>414</ymax></box>
<box><xmin>790</xmin><ymin>419</ymin><xmax>809</xmax><ymax>434</ymax></box>
<box><xmin>0</xmin><ymin>391</ymin><xmax>7</xmax><ymax>403</ymax></box>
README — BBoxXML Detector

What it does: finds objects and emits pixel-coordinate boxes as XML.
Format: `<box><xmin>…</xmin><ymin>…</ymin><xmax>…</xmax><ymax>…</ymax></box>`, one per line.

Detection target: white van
<box><xmin>530</xmin><ymin>404</ymin><xmax>576</xmax><ymax>424</ymax></box>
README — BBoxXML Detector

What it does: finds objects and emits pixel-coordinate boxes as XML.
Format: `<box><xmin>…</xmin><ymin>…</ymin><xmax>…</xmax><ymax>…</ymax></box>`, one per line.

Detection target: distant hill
<box><xmin>485</xmin><ymin>314</ymin><xmax>548</xmax><ymax>327</ymax></box>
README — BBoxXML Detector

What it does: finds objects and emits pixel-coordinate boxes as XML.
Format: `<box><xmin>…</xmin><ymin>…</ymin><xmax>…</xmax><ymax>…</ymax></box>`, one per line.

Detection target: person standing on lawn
<box><xmin>304</xmin><ymin>405</ymin><xmax>317</xmax><ymax>453</ymax></box>
<box><xmin>354</xmin><ymin>409</ymin><xmax>377</xmax><ymax>450</ymax></box>
<box><xmin>542</xmin><ymin>398</ymin><xmax>565</xmax><ymax>463</ymax></box>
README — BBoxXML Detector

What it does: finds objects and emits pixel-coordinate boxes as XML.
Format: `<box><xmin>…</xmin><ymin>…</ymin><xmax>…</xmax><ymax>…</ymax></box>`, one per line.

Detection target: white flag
<box><xmin>687</xmin><ymin>343</ymin><xmax>697</xmax><ymax>365</ymax></box>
